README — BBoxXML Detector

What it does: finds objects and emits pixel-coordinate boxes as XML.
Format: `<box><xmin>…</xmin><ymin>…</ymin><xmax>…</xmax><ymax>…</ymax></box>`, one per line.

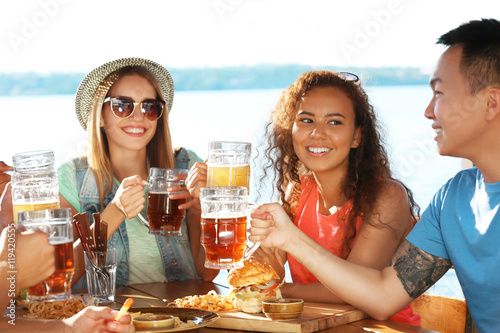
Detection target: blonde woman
<box><xmin>58</xmin><ymin>58</ymin><xmax>217</xmax><ymax>287</ymax></box>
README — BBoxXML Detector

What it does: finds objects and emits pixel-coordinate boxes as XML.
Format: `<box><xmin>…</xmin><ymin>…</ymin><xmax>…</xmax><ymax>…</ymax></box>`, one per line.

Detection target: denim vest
<box><xmin>72</xmin><ymin>148</ymin><xmax>198</xmax><ymax>289</ymax></box>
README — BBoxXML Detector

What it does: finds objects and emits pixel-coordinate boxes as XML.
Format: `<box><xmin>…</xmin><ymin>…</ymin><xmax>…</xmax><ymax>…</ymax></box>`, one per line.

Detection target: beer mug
<box><xmin>207</xmin><ymin>141</ymin><xmax>251</xmax><ymax>191</ymax></box>
<box><xmin>18</xmin><ymin>208</ymin><xmax>74</xmax><ymax>302</ymax></box>
<box><xmin>145</xmin><ymin>168</ymin><xmax>188</xmax><ymax>236</ymax></box>
<box><xmin>200</xmin><ymin>186</ymin><xmax>260</xmax><ymax>269</ymax></box>
<box><xmin>11</xmin><ymin>150</ymin><xmax>60</xmax><ymax>225</ymax></box>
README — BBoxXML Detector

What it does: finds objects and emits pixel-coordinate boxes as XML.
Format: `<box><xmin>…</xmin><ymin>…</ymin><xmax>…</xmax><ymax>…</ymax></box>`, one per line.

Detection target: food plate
<box><xmin>130</xmin><ymin>307</ymin><xmax>219</xmax><ymax>332</ymax></box>
<box><xmin>16</xmin><ymin>294</ymin><xmax>97</xmax><ymax>309</ymax></box>
<box><xmin>15</xmin><ymin>294</ymin><xmax>98</xmax><ymax>320</ymax></box>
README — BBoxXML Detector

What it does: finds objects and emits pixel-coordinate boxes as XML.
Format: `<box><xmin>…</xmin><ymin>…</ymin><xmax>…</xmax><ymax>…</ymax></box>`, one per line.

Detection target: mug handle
<box><xmin>243</xmin><ymin>239</ymin><xmax>263</xmax><ymax>259</ymax></box>
<box><xmin>243</xmin><ymin>202</ymin><xmax>264</xmax><ymax>259</ymax></box>
<box><xmin>137</xmin><ymin>213</ymin><xmax>150</xmax><ymax>228</ymax></box>
<box><xmin>138</xmin><ymin>180</ymin><xmax>151</xmax><ymax>228</ymax></box>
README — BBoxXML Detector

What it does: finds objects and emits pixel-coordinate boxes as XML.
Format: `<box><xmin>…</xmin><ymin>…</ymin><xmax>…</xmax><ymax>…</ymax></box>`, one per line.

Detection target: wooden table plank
<box><xmin>128</xmin><ymin>282</ymin><xmax>207</xmax><ymax>303</ymax></box>
<box><xmin>114</xmin><ymin>285</ymin><xmax>168</xmax><ymax>308</ymax></box>
<box><xmin>127</xmin><ymin>283</ymin><xmax>187</xmax><ymax>302</ymax></box>
<box><xmin>169</xmin><ymin>280</ymin><xmax>230</xmax><ymax>295</ymax></box>
<box><xmin>72</xmin><ymin>287</ymin><xmax>163</xmax><ymax>309</ymax></box>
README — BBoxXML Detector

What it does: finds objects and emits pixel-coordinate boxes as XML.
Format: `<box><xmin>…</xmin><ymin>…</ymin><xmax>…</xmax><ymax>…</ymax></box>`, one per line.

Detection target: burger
<box><xmin>227</xmin><ymin>257</ymin><xmax>283</xmax><ymax>313</ymax></box>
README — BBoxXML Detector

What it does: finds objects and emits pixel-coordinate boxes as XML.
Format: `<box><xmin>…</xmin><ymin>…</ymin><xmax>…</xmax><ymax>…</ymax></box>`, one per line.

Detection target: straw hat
<box><xmin>75</xmin><ymin>57</ymin><xmax>174</xmax><ymax>130</ymax></box>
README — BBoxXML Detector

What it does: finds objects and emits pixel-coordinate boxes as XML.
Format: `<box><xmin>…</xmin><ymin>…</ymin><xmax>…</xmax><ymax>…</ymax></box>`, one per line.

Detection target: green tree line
<box><xmin>0</xmin><ymin>65</ymin><xmax>430</xmax><ymax>96</ymax></box>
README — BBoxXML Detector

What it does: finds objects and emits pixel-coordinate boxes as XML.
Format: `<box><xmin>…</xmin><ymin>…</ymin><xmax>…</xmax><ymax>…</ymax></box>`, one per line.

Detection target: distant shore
<box><xmin>0</xmin><ymin>64</ymin><xmax>430</xmax><ymax>96</ymax></box>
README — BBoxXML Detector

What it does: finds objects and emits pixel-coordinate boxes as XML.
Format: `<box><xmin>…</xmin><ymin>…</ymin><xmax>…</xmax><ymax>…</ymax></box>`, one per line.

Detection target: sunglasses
<box><xmin>337</xmin><ymin>72</ymin><xmax>360</xmax><ymax>82</ymax></box>
<box><xmin>103</xmin><ymin>96</ymin><xmax>165</xmax><ymax>121</ymax></box>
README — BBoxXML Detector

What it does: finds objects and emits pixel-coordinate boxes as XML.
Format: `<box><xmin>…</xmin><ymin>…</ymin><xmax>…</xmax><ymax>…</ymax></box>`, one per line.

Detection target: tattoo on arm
<box><xmin>388</xmin><ymin>240</ymin><xmax>451</xmax><ymax>299</ymax></box>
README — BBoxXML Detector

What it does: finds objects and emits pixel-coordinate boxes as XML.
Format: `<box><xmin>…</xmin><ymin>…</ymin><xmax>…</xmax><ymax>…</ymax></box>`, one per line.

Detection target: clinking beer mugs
<box><xmin>201</xmin><ymin>141</ymin><xmax>255</xmax><ymax>269</ymax></box>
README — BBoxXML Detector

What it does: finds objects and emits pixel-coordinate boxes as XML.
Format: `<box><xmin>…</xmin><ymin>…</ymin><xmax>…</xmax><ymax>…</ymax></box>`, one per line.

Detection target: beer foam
<box><xmin>13</xmin><ymin>198</ymin><xmax>59</xmax><ymax>204</ymax></box>
<box><xmin>206</xmin><ymin>163</ymin><xmax>250</xmax><ymax>167</ymax></box>
<box><xmin>50</xmin><ymin>237</ymin><xmax>73</xmax><ymax>245</ymax></box>
<box><xmin>201</xmin><ymin>212</ymin><xmax>247</xmax><ymax>219</ymax></box>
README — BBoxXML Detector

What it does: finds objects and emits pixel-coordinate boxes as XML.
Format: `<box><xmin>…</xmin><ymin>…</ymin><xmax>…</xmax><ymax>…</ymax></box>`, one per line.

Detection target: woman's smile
<box><xmin>307</xmin><ymin>146</ymin><xmax>333</xmax><ymax>155</ymax></box>
<box><xmin>122</xmin><ymin>126</ymin><xmax>147</xmax><ymax>136</ymax></box>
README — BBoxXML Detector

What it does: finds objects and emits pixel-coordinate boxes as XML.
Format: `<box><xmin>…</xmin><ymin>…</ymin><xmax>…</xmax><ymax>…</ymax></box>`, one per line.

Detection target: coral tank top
<box><xmin>287</xmin><ymin>175</ymin><xmax>421</xmax><ymax>326</ymax></box>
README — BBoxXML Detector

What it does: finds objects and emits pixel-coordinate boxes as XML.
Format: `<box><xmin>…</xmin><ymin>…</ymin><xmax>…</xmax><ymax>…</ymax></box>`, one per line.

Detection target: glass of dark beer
<box><xmin>147</xmin><ymin>168</ymin><xmax>188</xmax><ymax>236</ymax></box>
<box><xmin>199</xmin><ymin>186</ymin><xmax>249</xmax><ymax>269</ymax></box>
<box><xmin>18</xmin><ymin>208</ymin><xmax>74</xmax><ymax>302</ymax></box>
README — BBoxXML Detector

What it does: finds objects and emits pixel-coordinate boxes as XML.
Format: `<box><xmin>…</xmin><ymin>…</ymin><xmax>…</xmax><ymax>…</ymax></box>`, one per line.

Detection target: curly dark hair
<box><xmin>260</xmin><ymin>70</ymin><xmax>419</xmax><ymax>257</ymax></box>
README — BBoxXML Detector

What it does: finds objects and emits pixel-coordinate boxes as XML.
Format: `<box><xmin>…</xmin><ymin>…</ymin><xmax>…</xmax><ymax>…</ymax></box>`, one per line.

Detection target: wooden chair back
<box><xmin>411</xmin><ymin>293</ymin><xmax>476</xmax><ymax>333</ymax></box>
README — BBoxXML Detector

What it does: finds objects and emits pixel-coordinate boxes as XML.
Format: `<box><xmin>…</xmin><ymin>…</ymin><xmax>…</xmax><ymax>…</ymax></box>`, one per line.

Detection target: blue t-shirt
<box><xmin>407</xmin><ymin>167</ymin><xmax>500</xmax><ymax>332</ymax></box>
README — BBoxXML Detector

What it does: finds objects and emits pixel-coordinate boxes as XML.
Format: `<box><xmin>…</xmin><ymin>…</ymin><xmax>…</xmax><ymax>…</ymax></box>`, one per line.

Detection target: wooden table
<box><xmin>108</xmin><ymin>280</ymin><xmax>439</xmax><ymax>333</ymax></box>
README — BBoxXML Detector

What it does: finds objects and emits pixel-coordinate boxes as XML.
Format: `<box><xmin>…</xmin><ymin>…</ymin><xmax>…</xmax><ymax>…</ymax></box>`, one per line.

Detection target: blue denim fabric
<box><xmin>72</xmin><ymin>148</ymin><xmax>198</xmax><ymax>289</ymax></box>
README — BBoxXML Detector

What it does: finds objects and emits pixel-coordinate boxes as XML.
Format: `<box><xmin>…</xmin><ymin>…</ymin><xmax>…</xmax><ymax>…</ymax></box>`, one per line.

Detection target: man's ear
<box><xmin>351</xmin><ymin>127</ymin><xmax>362</xmax><ymax>149</ymax></box>
<box><xmin>485</xmin><ymin>86</ymin><xmax>500</xmax><ymax>121</ymax></box>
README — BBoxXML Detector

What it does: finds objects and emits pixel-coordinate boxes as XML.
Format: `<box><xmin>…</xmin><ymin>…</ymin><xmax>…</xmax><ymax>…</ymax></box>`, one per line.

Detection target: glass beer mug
<box><xmin>200</xmin><ymin>186</ymin><xmax>256</xmax><ymax>269</ymax></box>
<box><xmin>11</xmin><ymin>150</ymin><xmax>60</xmax><ymax>225</ymax></box>
<box><xmin>18</xmin><ymin>208</ymin><xmax>74</xmax><ymax>301</ymax></box>
<box><xmin>206</xmin><ymin>141</ymin><xmax>251</xmax><ymax>191</ymax></box>
<box><xmin>145</xmin><ymin>168</ymin><xmax>188</xmax><ymax>236</ymax></box>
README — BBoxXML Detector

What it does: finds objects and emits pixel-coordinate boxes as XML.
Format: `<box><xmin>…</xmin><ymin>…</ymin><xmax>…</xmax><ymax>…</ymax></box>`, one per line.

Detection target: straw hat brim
<box><xmin>75</xmin><ymin>57</ymin><xmax>174</xmax><ymax>130</ymax></box>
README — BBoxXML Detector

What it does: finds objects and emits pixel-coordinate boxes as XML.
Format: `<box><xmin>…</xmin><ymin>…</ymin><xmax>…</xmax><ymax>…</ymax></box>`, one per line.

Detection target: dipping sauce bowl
<box><xmin>262</xmin><ymin>298</ymin><xmax>304</xmax><ymax>321</ymax></box>
<box><xmin>132</xmin><ymin>314</ymin><xmax>175</xmax><ymax>330</ymax></box>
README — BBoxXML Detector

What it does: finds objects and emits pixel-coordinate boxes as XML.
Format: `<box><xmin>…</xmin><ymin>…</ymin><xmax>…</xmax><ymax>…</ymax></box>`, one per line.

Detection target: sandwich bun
<box><xmin>228</xmin><ymin>257</ymin><xmax>279</xmax><ymax>288</ymax></box>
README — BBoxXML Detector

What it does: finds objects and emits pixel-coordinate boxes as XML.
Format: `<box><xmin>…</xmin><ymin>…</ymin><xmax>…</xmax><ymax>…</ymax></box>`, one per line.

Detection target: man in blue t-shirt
<box><xmin>249</xmin><ymin>18</ymin><xmax>500</xmax><ymax>333</ymax></box>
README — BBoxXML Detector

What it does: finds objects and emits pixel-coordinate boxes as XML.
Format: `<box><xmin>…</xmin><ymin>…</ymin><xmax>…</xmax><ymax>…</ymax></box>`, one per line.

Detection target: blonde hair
<box><xmin>85</xmin><ymin>66</ymin><xmax>175</xmax><ymax>206</ymax></box>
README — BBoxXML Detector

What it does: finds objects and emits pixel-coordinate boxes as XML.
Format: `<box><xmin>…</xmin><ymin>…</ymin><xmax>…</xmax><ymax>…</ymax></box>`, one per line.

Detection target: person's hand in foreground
<box><xmin>63</xmin><ymin>306</ymin><xmax>135</xmax><ymax>333</ymax></box>
<box><xmin>0</xmin><ymin>306</ymin><xmax>135</xmax><ymax>332</ymax></box>
<box><xmin>11</xmin><ymin>228</ymin><xmax>56</xmax><ymax>293</ymax></box>
<box><xmin>0</xmin><ymin>227</ymin><xmax>55</xmax><ymax>298</ymax></box>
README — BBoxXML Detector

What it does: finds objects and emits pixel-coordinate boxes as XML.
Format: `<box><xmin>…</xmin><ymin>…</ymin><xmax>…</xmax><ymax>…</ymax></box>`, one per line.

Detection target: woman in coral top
<box><xmin>255</xmin><ymin>70</ymin><xmax>421</xmax><ymax>325</ymax></box>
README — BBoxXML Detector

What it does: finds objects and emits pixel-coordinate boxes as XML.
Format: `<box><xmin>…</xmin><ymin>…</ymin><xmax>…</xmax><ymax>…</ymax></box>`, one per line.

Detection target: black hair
<box><xmin>438</xmin><ymin>18</ymin><xmax>500</xmax><ymax>94</ymax></box>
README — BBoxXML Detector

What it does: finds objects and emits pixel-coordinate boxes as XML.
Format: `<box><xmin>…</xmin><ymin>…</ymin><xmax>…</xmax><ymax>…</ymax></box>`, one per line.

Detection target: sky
<box><xmin>1</xmin><ymin>0</ymin><xmax>499</xmax><ymax>73</ymax></box>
